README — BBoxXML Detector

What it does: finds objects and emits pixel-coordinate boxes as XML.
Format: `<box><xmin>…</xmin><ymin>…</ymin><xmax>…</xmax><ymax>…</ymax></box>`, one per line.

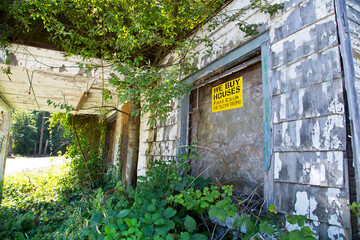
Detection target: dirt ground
<box><xmin>4</xmin><ymin>156</ymin><xmax>65</xmax><ymax>177</ymax></box>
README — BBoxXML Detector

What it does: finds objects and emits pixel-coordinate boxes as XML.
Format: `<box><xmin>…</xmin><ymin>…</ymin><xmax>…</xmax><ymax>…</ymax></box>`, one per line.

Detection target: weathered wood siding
<box><xmin>269</xmin><ymin>0</ymin><xmax>349</xmax><ymax>238</ymax></box>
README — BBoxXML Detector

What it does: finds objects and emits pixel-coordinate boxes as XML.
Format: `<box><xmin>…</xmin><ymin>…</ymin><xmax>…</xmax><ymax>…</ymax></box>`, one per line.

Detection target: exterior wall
<box><xmin>137</xmin><ymin>0</ymin><xmax>353</xmax><ymax>237</ymax></box>
<box><xmin>138</xmin><ymin>0</ymin><xmax>272</xmax><ymax>177</ymax></box>
<box><xmin>269</xmin><ymin>0</ymin><xmax>350</xmax><ymax>238</ymax></box>
<box><xmin>137</xmin><ymin>101</ymin><xmax>179</xmax><ymax>176</ymax></box>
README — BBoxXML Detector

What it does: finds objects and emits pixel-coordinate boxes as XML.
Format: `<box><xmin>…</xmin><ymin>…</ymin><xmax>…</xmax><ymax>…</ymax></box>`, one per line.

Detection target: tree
<box><xmin>10</xmin><ymin>110</ymin><xmax>37</xmax><ymax>156</ymax></box>
<box><xmin>10</xmin><ymin>110</ymin><xmax>69</xmax><ymax>156</ymax></box>
<box><xmin>1</xmin><ymin>0</ymin><xmax>283</xmax><ymax>187</ymax></box>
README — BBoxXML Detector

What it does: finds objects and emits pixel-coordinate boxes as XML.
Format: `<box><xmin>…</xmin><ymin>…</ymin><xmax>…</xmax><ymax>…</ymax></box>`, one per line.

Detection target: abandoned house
<box><xmin>0</xmin><ymin>0</ymin><xmax>360</xmax><ymax>238</ymax></box>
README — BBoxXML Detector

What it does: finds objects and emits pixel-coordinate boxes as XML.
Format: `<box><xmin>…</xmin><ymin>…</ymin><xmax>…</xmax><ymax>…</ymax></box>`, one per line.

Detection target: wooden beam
<box><xmin>0</xmin><ymin>95</ymin><xmax>12</xmax><ymax>112</ymax></box>
<box><xmin>75</xmin><ymin>91</ymin><xmax>89</xmax><ymax>111</ymax></box>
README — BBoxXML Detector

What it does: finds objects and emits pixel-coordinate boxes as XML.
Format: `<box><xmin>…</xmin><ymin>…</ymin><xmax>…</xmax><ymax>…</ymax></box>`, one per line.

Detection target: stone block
<box><xmin>157</xmin><ymin>127</ymin><xmax>165</xmax><ymax>142</ymax></box>
<box><xmin>164</xmin><ymin>125</ymin><xmax>177</xmax><ymax>141</ymax></box>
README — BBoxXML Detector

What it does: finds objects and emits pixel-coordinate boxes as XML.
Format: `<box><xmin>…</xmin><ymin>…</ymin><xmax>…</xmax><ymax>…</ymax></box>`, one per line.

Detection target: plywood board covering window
<box><xmin>189</xmin><ymin>61</ymin><xmax>263</xmax><ymax>194</ymax></box>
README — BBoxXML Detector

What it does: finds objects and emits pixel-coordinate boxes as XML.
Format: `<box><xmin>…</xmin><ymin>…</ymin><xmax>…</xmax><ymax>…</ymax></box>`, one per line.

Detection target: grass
<box><xmin>0</xmin><ymin>161</ymin><xmax>94</xmax><ymax>239</ymax></box>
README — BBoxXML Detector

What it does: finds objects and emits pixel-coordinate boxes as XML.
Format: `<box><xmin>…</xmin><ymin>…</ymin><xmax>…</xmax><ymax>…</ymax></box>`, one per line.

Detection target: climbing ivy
<box><xmin>0</xmin><ymin>0</ymin><xmax>283</xmax><ymax>124</ymax></box>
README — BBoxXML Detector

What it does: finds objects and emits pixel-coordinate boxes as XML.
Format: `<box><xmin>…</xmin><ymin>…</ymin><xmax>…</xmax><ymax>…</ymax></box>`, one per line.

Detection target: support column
<box><xmin>0</xmin><ymin>110</ymin><xmax>12</xmax><ymax>202</ymax></box>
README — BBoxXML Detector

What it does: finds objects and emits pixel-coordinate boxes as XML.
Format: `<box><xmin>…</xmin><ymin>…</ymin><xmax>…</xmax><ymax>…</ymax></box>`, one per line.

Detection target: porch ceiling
<box><xmin>0</xmin><ymin>44</ymin><xmax>119</xmax><ymax>114</ymax></box>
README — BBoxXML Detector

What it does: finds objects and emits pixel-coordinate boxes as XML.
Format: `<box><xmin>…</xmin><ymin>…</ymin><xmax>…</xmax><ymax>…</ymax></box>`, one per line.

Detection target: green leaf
<box><xmin>259</xmin><ymin>221</ymin><xmax>275</xmax><ymax>236</ymax></box>
<box><xmin>117</xmin><ymin>209</ymin><xmax>131</xmax><ymax>218</ymax></box>
<box><xmin>208</xmin><ymin>206</ymin><xmax>227</xmax><ymax>222</ymax></box>
<box><xmin>154</xmin><ymin>218</ymin><xmax>165</xmax><ymax>225</ymax></box>
<box><xmin>287</xmin><ymin>215</ymin><xmax>307</xmax><ymax>227</ymax></box>
<box><xmin>166</xmin><ymin>234</ymin><xmax>174</xmax><ymax>240</ymax></box>
<box><xmin>124</xmin><ymin>218</ymin><xmax>133</xmax><ymax>226</ymax></box>
<box><xmin>91</xmin><ymin>213</ymin><xmax>104</xmax><ymax>224</ymax></box>
<box><xmin>269</xmin><ymin>204</ymin><xmax>275</xmax><ymax>212</ymax></box>
<box><xmin>152</xmin><ymin>212</ymin><xmax>161</xmax><ymax>221</ymax></box>
<box><xmin>104</xmin><ymin>225</ymin><xmax>111</xmax><ymax>235</ymax></box>
<box><xmin>89</xmin><ymin>234</ymin><xmax>96</xmax><ymax>240</ymax></box>
<box><xmin>301</xmin><ymin>226</ymin><xmax>315</xmax><ymax>237</ymax></box>
<box><xmin>184</xmin><ymin>215</ymin><xmax>197</xmax><ymax>233</ymax></box>
<box><xmin>191</xmin><ymin>234</ymin><xmax>208</xmax><ymax>240</ymax></box>
<box><xmin>163</xmin><ymin>207</ymin><xmax>177</xmax><ymax>219</ymax></box>
<box><xmin>180</xmin><ymin>232</ymin><xmax>191</xmax><ymax>240</ymax></box>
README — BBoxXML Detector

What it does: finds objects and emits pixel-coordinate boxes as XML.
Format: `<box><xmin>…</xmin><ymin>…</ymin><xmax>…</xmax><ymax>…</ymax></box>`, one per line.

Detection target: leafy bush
<box><xmin>1</xmin><ymin>149</ymin><xmax>317</xmax><ymax>239</ymax></box>
<box><xmin>61</xmin><ymin>150</ymin><xmax>317</xmax><ymax>240</ymax></box>
<box><xmin>0</xmin><ymin>163</ymin><xmax>95</xmax><ymax>239</ymax></box>
<box><xmin>11</xmin><ymin>110</ymin><xmax>38</xmax><ymax>155</ymax></box>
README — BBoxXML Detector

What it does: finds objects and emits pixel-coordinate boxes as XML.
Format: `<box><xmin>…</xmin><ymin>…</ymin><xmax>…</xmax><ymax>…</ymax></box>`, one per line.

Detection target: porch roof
<box><xmin>0</xmin><ymin>44</ymin><xmax>119</xmax><ymax>114</ymax></box>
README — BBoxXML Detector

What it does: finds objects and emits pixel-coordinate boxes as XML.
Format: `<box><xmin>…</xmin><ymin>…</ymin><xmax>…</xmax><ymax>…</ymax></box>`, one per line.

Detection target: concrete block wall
<box><xmin>137</xmin><ymin>101</ymin><xmax>179</xmax><ymax>176</ymax></box>
<box><xmin>269</xmin><ymin>0</ymin><xmax>350</xmax><ymax>238</ymax></box>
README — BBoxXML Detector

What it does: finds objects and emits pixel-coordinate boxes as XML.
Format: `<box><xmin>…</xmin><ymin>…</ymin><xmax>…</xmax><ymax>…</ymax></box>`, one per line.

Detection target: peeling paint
<box><xmin>279</xmin><ymin>93</ymin><xmax>287</xmax><ymax>120</ymax></box>
<box><xmin>326</xmin><ymin>188</ymin><xmax>342</xmax><ymax>227</ymax></box>
<box><xmin>312</xmin><ymin>120</ymin><xmax>321</xmax><ymax>149</ymax></box>
<box><xmin>309</xmin><ymin>195</ymin><xmax>318</xmax><ymax>221</ymax></box>
<box><xmin>298</xmin><ymin>88</ymin><xmax>305</xmax><ymax>114</ymax></box>
<box><xmin>323</xmin><ymin>115</ymin><xmax>345</xmax><ymax>149</ymax></box>
<box><xmin>281</xmin><ymin>122</ymin><xmax>293</xmax><ymax>149</ymax></box>
<box><xmin>327</xmin><ymin>226</ymin><xmax>346</xmax><ymax>239</ymax></box>
<box><xmin>295</xmin><ymin>191</ymin><xmax>309</xmax><ymax>216</ymax></box>
<box><xmin>274</xmin><ymin>152</ymin><xmax>281</xmax><ymax>179</ymax></box>
<box><xmin>59</xmin><ymin>64</ymin><xmax>67</xmax><ymax>72</ymax></box>
<box><xmin>296</xmin><ymin>120</ymin><xmax>302</xmax><ymax>147</ymax></box>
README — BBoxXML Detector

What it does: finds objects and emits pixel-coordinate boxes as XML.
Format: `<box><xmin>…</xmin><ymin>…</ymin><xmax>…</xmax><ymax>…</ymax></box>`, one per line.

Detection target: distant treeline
<box><xmin>9</xmin><ymin>110</ymin><xmax>70</xmax><ymax>156</ymax></box>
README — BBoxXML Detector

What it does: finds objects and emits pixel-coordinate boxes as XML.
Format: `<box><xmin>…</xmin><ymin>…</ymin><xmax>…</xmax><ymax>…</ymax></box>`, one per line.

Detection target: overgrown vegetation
<box><xmin>0</xmin><ymin>1</ymin><xmax>313</xmax><ymax>239</ymax></box>
<box><xmin>49</xmin><ymin>113</ymin><xmax>108</xmax><ymax>187</ymax></box>
<box><xmin>0</xmin><ymin>163</ymin><xmax>94</xmax><ymax>239</ymax></box>
<box><xmin>0</xmin><ymin>0</ymin><xmax>284</xmax><ymax>187</ymax></box>
<box><xmin>0</xmin><ymin>0</ymin><xmax>284</xmax><ymax>124</ymax></box>
<box><xmin>1</xmin><ymin>148</ymin><xmax>317</xmax><ymax>239</ymax></box>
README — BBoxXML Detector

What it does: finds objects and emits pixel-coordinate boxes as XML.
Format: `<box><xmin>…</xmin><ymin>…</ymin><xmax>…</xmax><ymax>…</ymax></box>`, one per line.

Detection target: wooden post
<box><xmin>0</xmin><ymin>111</ymin><xmax>12</xmax><ymax>202</ymax></box>
<box><xmin>38</xmin><ymin>111</ymin><xmax>45</xmax><ymax>156</ymax></box>
<box><xmin>124</xmin><ymin>100</ymin><xmax>140</xmax><ymax>189</ymax></box>
<box><xmin>7</xmin><ymin>135</ymin><xmax>12</xmax><ymax>157</ymax></box>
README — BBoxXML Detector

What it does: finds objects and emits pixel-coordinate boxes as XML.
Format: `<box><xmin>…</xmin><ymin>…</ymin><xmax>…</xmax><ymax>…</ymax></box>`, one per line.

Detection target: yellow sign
<box><xmin>212</xmin><ymin>77</ymin><xmax>243</xmax><ymax>112</ymax></box>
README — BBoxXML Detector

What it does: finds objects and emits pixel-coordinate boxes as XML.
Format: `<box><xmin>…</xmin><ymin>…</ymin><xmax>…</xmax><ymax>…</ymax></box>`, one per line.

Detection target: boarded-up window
<box><xmin>189</xmin><ymin>60</ymin><xmax>263</xmax><ymax>194</ymax></box>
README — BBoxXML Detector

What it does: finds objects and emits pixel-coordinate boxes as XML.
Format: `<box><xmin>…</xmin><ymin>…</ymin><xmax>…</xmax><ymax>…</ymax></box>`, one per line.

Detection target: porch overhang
<box><xmin>0</xmin><ymin>44</ymin><xmax>119</xmax><ymax>114</ymax></box>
